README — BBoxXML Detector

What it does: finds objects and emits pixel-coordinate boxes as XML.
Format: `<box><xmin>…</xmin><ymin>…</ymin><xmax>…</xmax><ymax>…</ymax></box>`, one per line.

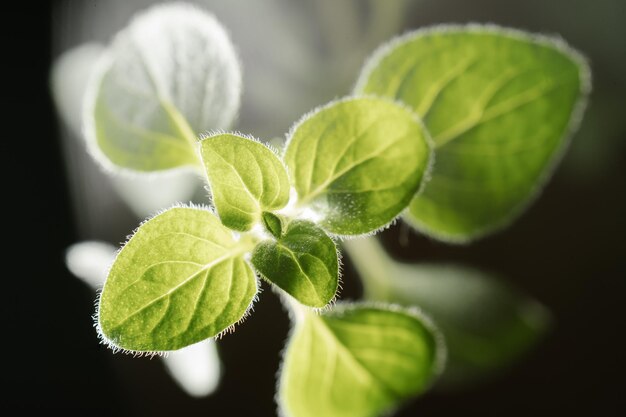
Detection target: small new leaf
<box><xmin>201</xmin><ymin>133</ymin><xmax>290</xmax><ymax>231</ymax></box>
<box><xmin>261</xmin><ymin>211</ymin><xmax>284</xmax><ymax>239</ymax></box>
<box><xmin>284</xmin><ymin>97</ymin><xmax>431</xmax><ymax>236</ymax></box>
<box><xmin>85</xmin><ymin>3</ymin><xmax>242</xmax><ymax>172</ymax></box>
<box><xmin>251</xmin><ymin>220</ymin><xmax>338</xmax><ymax>308</ymax></box>
<box><xmin>279</xmin><ymin>304</ymin><xmax>444</xmax><ymax>417</ymax></box>
<box><xmin>356</xmin><ymin>25</ymin><xmax>590</xmax><ymax>242</ymax></box>
<box><xmin>98</xmin><ymin>207</ymin><xmax>258</xmax><ymax>351</ymax></box>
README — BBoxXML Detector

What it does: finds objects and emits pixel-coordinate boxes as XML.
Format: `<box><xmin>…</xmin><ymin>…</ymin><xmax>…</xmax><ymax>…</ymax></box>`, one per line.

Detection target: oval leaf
<box><xmin>200</xmin><ymin>133</ymin><xmax>290</xmax><ymax>231</ymax></box>
<box><xmin>85</xmin><ymin>3</ymin><xmax>242</xmax><ymax>172</ymax></box>
<box><xmin>251</xmin><ymin>220</ymin><xmax>338</xmax><ymax>308</ymax></box>
<box><xmin>284</xmin><ymin>97</ymin><xmax>432</xmax><ymax>236</ymax></box>
<box><xmin>356</xmin><ymin>25</ymin><xmax>590</xmax><ymax>242</ymax></box>
<box><xmin>98</xmin><ymin>207</ymin><xmax>257</xmax><ymax>352</ymax></box>
<box><xmin>279</xmin><ymin>304</ymin><xmax>445</xmax><ymax>417</ymax></box>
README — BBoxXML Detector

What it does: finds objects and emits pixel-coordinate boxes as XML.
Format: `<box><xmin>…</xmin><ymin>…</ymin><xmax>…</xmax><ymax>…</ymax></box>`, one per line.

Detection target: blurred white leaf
<box><xmin>84</xmin><ymin>2</ymin><xmax>242</xmax><ymax>173</ymax></box>
<box><xmin>50</xmin><ymin>43</ymin><xmax>105</xmax><ymax>136</ymax></box>
<box><xmin>65</xmin><ymin>241</ymin><xmax>116</xmax><ymax>290</ymax></box>
<box><xmin>163</xmin><ymin>340</ymin><xmax>221</xmax><ymax>398</ymax></box>
<box><xmin>51</xmin><ymin>41</ymin><xmax>204</xmax><ymax>218</ymax></box>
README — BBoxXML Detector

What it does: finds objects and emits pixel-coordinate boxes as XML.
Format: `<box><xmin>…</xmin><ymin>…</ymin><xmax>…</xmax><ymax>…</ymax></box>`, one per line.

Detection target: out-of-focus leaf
<box><xmin>344</xmin><ymin>237</ymin><xmax>551</xmax><ymax>387</ymax></box>
<box><xmin>163</xmin><ymin>340</ymin><xmax>221</xmax><ymax>398</ymax></box>
<box><xmin>85</xmin><ymin>3</ymin><xmax>242</xmax><ymax>172</ymax></box>
<box><xmin>51</xmin><ymin>43</ymin><xmax>105</xmax><ymax>136</ymax></box>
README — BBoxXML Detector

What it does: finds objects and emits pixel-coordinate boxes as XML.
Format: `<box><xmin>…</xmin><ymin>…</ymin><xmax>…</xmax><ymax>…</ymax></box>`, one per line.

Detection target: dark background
<box><xmin>5</xmin><ymin>0</ymin><xmax>624</xmax><ymax>415</ymax></box>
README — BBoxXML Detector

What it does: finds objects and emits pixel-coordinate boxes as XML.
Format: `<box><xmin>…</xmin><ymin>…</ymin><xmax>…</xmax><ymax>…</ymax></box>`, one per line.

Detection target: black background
<box><xmin>4</xmin><ymin>1</ymin><xmax>625</xmax><ymax>415</ymax></box>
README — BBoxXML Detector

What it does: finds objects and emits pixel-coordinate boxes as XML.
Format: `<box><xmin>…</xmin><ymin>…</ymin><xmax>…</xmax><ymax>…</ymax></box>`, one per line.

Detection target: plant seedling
<box><xmin>60</xmin><ymin>4</ymin><xmax>590</xmax><ymax>416</ymax></box>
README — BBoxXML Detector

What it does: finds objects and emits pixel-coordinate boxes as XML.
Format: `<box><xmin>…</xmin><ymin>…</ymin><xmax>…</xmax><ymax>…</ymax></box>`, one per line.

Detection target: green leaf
<box><xmin>200</xmin><ymin>133</ymin><xmax>290</xmax><ymax>231</ymax></box>
<box><xmin>261</xmin><ymin>211</ymin><xmax>284</xmax><ymax>239</ymax></box>
<box><xmin>356</xmin><ymin>25</ymin><xmax>590</xmax><ymax>242</ymax></box>
<box><xmin>343</xmin><ymin>237</ymin><xmax>550</xmax><ymax>388</ymax></box>
<box><xmin>85</xmin><ymin>3</ymin><xmax>242</xmax><ymax>172</ymax></box>
<box><xmin>279</xmin><ymin>303</ymin><xmax>445</xmax><ymax>417</ymax></box>
<box><xmin>251</xmin><ymin>220</ymin><xmax>338</xmax><ymax>308</ymax></box>
<box><xmin>284</xmin><ymin>97</ymin><xmax>432</xmax><ymax>236</ymax></box>
<box><xmin>98</xmin><ymin>206</ymin><xmax>258</xmax><ymax>352</ymax></box>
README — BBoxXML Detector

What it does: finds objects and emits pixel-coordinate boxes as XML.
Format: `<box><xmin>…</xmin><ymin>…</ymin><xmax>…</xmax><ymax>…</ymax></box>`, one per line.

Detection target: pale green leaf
<box><xmin>284</xmin><ymin>97</ymin><xmax>431</xmax><ymax>236</ymax></box>
<box><xmin>279</xmin><ymin>304</ymin><xmax>444</xmax><ymax>417</ymax></box>
<box><xmin>85</xmin><ymin>3</ymin><xmax>242</xmax><ymax>172</ymax></box>
<box><xmin>200</xmin><ymin>133</ymin><xmax>290</xmax><ymax>231</ymax></box>
<box><xmin>356</xmin><ymin>25</ymin><xmax>590</xmax><ymax>242</ymax></box>
<box><xmin>343</xmin><ymin>237</ymin><xmax>550</xmax><ymax>388</ymax></box>
<box><xmin>251</xmin><ymin>220</ymin><xmax>338</xmax><ymax>308</ymax></box>
<box><xmin>98</xmin><ymin>206</ymin><xmax>257</xmax><ymax>352</ymax></box>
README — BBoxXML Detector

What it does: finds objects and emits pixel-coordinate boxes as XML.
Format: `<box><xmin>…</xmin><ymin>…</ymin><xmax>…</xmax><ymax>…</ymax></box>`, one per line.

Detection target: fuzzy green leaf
<box><xmin>98</xmin><ymin>207</ymin><xmax>257</xmax><ymax>351</ymax></box>
<box><xmin>200</xmin><ymin>133</ymin><xmax>290</xmax><ymax>231</ymax></box>
<box><xmin>356</xmin><ymin>25</ymin><xmax>590</xmax><ymax>242</ymax></box>
<box><xmin>86</xmin><ymin>3</ymin><xmax>241</xmax><ymax>172</ymax></box>
<box><xmin>279</xmin><ymin>304</ymin><xmax>444</xmax><ymax>417</ymax></box>
<box><xmin>284</xmin><ymin>97</ymin><xmax>431</xmax><ymax>236</ymax></box>
<box><xmin>251</xmin><ymin>220</ymin><xmax>338</xmax><ymax>308</ymax></box>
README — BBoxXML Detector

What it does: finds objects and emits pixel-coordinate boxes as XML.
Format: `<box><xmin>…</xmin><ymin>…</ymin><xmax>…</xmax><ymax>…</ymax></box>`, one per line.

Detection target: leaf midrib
<box><xmin>433</xmin><ymin>75</ymin><xmax>571</xmax><ymax>148</ymax></box>
<box><xmin>277</xmin><ymin>243</ymin><xmax>325</xmax><ymax>306</ymax></box>
<box><xmin>108</xmin><ymin>247</ymin><xmax>248</xmax><ymax>330</ymax></box>
<box><xmin>208</xmin><ymin>147</ymin><xmax>262</xmax><ymax>218</ymax></box>
<box><xmin>297</xmin><ymin>135</ymin><xmax>406</xmax><ymax>207</ymax></box>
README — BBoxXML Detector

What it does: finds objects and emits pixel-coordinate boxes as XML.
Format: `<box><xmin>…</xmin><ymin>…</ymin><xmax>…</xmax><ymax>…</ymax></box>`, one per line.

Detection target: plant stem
<box><xmin>341</xmin><ymin>237</ymin><xmax>394</xmax><ymax>301</ymax></box>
